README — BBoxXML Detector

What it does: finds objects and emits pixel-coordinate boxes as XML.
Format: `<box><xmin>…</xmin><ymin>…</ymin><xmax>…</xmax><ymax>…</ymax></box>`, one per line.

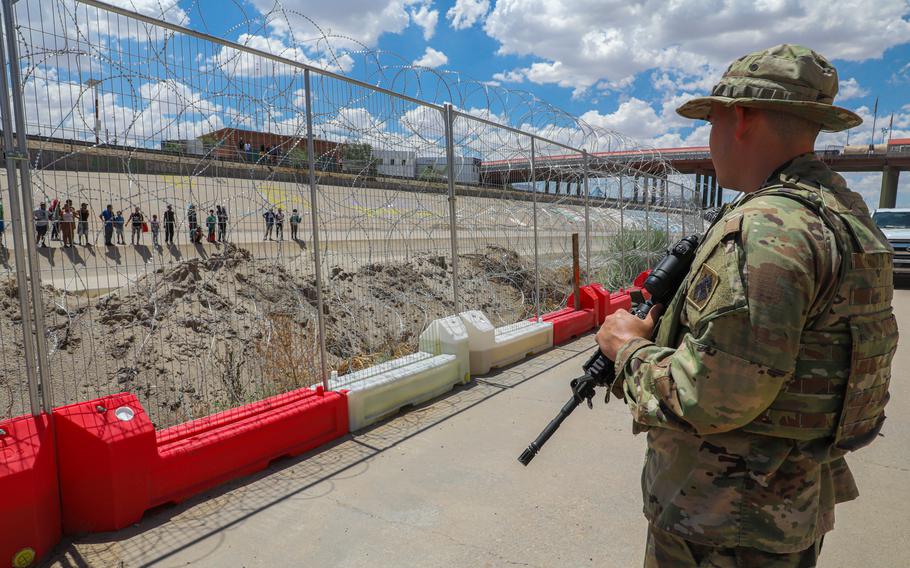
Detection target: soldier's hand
<box><xmin>595</xmin><ymin>305</ymin><xmax>663</xmax><ymax>361</ymax></box>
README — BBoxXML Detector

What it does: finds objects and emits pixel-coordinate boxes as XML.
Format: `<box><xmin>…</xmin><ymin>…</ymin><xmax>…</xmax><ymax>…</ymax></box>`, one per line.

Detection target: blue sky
<box><xmin>20</xmin><ymin>0</ymin><xmax>910</xmax><ymax>206</ymax></box>
<box><xmin>173</xmin><ymin>0</ymin><xmax>910</xmax><ymax>205</ymax></box>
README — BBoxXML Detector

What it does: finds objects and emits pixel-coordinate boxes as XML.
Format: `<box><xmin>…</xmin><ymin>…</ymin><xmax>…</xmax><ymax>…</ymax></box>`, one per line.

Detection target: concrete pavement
<box><xmin>47</xmin><ymin>290</ymin><xmax>910</xmax><ymax>567</ymax></box>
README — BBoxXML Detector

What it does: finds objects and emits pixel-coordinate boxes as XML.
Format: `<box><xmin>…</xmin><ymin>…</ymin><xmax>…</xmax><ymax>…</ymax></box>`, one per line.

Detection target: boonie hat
<box><xmin>676</xmin><ymin>44</ymin><xmax>862</xmax><ymax>132</ymax></box>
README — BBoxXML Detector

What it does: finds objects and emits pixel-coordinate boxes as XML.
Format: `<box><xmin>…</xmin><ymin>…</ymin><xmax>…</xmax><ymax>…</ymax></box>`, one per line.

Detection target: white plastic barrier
<box><xmin>326</xmin><ymin>352</ymin><xmax>433</xmax><ymax>389</ymax></box>
<box><xmin>329</xmin><ymin>353</ymin><xmax>462</xmax><ymax>431</ymax></box>
<box><xmin>459</xmin><ymin>311</ymin><xmax>553</xmax><ymax>375</ymax></box>
<box><xmin>419</xmin><ymin>315</ymin><xmax>471</xmax><ymax>384</ymax></box>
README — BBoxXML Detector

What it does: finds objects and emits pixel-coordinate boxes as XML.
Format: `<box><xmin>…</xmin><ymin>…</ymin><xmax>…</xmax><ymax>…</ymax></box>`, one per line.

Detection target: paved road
<box><xmin>48</xmin><ymin>289</ymin><xmax>910</xmax><ymax>567</ymax></box>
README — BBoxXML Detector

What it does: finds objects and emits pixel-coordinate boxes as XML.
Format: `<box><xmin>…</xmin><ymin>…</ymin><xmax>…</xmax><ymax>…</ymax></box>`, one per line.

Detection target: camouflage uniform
<box><xmin>614</xmin><ymin>45</ymin><xmax>897</xmax><ymax>567</ymax></box>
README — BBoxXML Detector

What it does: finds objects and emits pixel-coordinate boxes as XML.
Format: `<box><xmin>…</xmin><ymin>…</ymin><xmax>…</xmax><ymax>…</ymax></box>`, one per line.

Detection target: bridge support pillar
<box><xmin>880</xmin><ymin>166</ymin><xmax>900</xmax><ymax>209</ymax></box>
<box><xmin>706</xmin><ymin>175</ymin><xmax>712</xmax><ymax>206</ymax></box>
<box><xmin>696</xmin><ymin>172</ymin><xmax>707</xmax><ymax>208</ymax></box>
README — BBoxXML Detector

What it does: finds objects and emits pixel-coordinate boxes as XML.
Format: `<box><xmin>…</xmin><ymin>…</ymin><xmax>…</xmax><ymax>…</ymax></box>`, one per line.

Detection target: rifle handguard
<box><xmin>517</xmin><ymin>234</ymin><xmax>701</xmax><ymax>466</ymax></box>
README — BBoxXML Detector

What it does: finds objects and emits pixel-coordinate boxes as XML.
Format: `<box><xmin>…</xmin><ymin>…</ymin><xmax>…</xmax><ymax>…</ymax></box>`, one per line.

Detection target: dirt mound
<box><xmin>1</xmin><ymin>244</ymin><xmax>571</xmax><ymax>427</ymax></box>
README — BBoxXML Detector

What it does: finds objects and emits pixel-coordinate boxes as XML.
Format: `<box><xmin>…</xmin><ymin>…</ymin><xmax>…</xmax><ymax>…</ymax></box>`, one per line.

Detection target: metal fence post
<box><xmin>680</xmin><ymin>184</ymin><xmax>686</xmax><ymax>236</ymax></box>
<box><xmin>618</xmin><ymin>174</ymin><xmax>625</xmax><ymax>270</ymax></box>
<box><xmin>0</xmin><ymin>6</ymin><xmax>40</xmax><ymax>416</ymax></box>
<box><xmin>530</xmin><ymin>137</ymin><xmax>540</xmax><ymax>320</ymax></box>
<box><xmin>3</xmin><ymin>0</ymin><xmax>53</xmax><ymax>411</ymax></box>
<box><xmin>443</xmin><ymin>104</ymin><xmax>461</xmax><ymax>314</ymax></box>
<box><xmin>582</xmin><ymin>150</ymin><xmax>591</xmax><ymax>282</ymax></box>
<box><xmin>304</xmin><ymin>69</ymin><xmax>329</xmax><ymax>389</ymax></box>
<box><xmin>699</xmin><ymin>174</ymin><xmax>707</xmax><ymax>233</ymax></box>
<box><xmin>644</xmin><ymin>176</ymin><xmax>653</xmax><ymax>265</ymax></box>
<box><xmin>663</xmin><ymin>178</ymin><xmax>670</xmax><ymax>246</ymax></box>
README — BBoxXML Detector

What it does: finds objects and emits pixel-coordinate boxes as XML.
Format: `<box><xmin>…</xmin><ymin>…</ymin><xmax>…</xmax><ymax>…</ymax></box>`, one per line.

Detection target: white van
<box><xmin>871</xmin><ymin>208</ymin><xmax>910</xmax><ymax>274</ymax></box>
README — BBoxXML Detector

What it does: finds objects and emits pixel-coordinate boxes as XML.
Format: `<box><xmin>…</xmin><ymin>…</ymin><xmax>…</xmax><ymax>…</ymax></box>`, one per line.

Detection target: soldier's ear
<box><xmin>733</xmin><ymin>106</ymin><xmax>756</xmax><ymax>141</ymax></box>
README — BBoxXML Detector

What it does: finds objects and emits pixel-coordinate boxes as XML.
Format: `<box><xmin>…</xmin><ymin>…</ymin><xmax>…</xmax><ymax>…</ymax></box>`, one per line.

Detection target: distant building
<box><xmin>200</xmin><ymin>128</ymin><xmax>342</xmax><ymax>165</ymax></box>
<box><xmin>415</xmin><ymin>156</ymin><xmax>481</xmax><ymax>184</ymax></box>
<box><xmin>372</xmin><ymin>149</ymin><xmax>416</xmax><ymax>178</ymax></box>
<box><xmin>161</xmin><ymin>138</ymin><xmax>204</xmax><ymax>155</ymax></box>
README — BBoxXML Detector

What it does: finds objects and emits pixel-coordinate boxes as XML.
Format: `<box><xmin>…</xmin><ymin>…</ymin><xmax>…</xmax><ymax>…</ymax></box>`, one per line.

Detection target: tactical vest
<box><xmin>659</xmin><ymin>175</ymin><xmax>896</xmax><ymax>454</ymax></box>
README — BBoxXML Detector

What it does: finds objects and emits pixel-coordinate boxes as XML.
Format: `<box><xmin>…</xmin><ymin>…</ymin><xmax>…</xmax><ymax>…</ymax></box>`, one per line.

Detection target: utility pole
<box><xmin>869</xmin><ymin>96</ymin><xmax>879</xmax><ymax>150</ymax></box>
<box><xmin>85</xmin><ymin>78</ymin><xmax>101</xmax><ymax>144</ymax></box>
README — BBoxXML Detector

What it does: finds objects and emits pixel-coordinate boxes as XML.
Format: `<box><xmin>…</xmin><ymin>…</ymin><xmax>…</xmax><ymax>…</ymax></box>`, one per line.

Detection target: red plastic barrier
<box><xmin>608</xmin><ymin>290</ymin><xmax>633</xmax><ymax>315</ymax></box>
<box><xmin>633</xmin><ymin>270</ymin><xmax>651</xmax><ymax>288</ymax></box>
<box><xmin>537</xmin><ymin>307</ymin><xmax>596</xmax><ymax>345</ymax></box>
<box><xmin>54</xmin><ymin>387</ymin><xmax>348</xmax><ymax>534</ymax></box>
<box><xmin>54</xmin><ymin>392</ymin><xmax>157</xmax><ymax>534</ymax></box>
<box><xmin>0</xmin><ymin>413</ymin><xmax>61</xmax><ymax>568</ymax></box>
<box><xmin>566</xmin><ymin>286</ymin><xmax>601</xmax><ymax>325</ymax></box>
<box><xmin>154</xmin><ymin>386</ymin><xmax>348</xmax><ymax>505</ymax></box>
<box><xmin>588</xmin><ymin>283</ymin><xmax>611</xmax><ymax>324</ymax></box>
<box><xmin>630</xmin><ymin>270</ymin><xmax>652</xmax><ymax>302</ymax></box>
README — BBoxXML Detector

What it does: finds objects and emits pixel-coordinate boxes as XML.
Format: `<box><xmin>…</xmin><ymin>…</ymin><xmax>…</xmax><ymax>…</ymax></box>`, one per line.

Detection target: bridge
<box><xmin>481</xmin><ymin>138</ymin><xmax>910</xmax><ymax>209</ymax></box>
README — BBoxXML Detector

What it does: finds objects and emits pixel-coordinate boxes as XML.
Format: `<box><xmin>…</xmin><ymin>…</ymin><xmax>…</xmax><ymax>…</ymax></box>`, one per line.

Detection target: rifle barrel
<box><xmin>518</xmin><ymin>394</ymin><xmax>583</xmax><ymax>466</ymax></box>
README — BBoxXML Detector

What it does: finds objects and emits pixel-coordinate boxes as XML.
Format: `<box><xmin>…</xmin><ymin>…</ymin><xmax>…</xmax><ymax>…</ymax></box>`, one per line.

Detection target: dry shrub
<box><xmin>333</xmin><ymin>340</ymin><xmax>414</xmax><ymax>376</ymax></box>
<box><xmin>255</xmin><ymin>313</ymin><xmax>319</xmax><ymax>392</ymax></box>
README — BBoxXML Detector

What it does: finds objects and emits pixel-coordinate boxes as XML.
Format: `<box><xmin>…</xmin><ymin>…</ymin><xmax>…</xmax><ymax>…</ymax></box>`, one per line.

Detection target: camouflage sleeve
<box><xmin>615</xmin><ymin>195</ymin><xmax>837</xmax><ymax>434</ymax></box>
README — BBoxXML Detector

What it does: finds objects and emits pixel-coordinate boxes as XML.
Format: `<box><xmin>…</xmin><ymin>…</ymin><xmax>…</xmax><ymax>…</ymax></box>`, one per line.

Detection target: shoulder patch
<box><xmin>723</xmin><ymin>212</ymin><xmax>743</xmax><ymax>239</ymax></box>
<box><xmin>687</xmin><ymin>263</ymin><xmax>719</xmax><ymax>311</ymax></box>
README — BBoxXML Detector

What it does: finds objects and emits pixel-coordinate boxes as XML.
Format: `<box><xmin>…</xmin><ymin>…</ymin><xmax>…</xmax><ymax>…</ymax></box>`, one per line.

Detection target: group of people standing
<box><xmin>262</xmin><ymin>207</ymin><xmax>303</xmax><ymax>242</ymax></box>
<box><xmin>18</xmin><ymin>199</ymin><xmax>305</xmax><ymax>249</ymax></box>
<box><xmin>98</xmin><ymin>204</ymin><xmax>228</xmax><ymax>246</ymax></box>
<box><xmin>97</xmin><ymin>205</ymin><xmax>158</xmax><ymax>246</ymax></box>
<box><xmin>185</xmin><ymin>204</ymin><xmax>229</xmax><ymax>244</ymax></box>
<box><xmin>32</xmin><ymin>199</ymin><xmax>92</xmax><ymax>248</ymax></box>
<box><xmin>27</xmin><ymin>201</ymin><xmax>232</xmax><ymax>248</ymax></box>
<box><xmin>237</xmin><ymin>138</ymin><xmax>283</xmax><ymax>165</ymax></box>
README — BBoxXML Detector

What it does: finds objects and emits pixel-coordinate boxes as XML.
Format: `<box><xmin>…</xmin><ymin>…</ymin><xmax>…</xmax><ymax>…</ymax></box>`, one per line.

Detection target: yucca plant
<box><xmin>590</xmin><ymin>229</ymin><xmax>669</xmax><ymax>290</ymax></box>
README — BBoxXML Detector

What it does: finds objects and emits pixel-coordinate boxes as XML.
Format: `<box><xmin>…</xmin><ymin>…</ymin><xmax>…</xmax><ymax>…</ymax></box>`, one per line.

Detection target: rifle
<box><xmin>518</xmin><ymin>234</ymin><xmax>701</xmax><ymax>466</ymax></box>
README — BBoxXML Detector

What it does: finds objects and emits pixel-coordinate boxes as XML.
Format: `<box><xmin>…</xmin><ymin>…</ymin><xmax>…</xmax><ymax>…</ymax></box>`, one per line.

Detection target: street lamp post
<box><xmin>85</xmin><ymin>78</ymin><xmax>101</xmax><ymax>144</ymax></box>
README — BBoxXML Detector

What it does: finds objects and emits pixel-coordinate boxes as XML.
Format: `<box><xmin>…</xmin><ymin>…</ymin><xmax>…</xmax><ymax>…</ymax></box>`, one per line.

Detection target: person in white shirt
<box><xmin>33</xmin><ymin>202</ymin><xmax>50</xmax><ymax>247</ymax></box>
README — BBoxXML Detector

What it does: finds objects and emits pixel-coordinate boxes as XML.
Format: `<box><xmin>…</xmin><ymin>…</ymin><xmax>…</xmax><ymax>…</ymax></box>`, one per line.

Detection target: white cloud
<box><xmin>892</xmin><ymin>62</ymin><xmax>910</xmax><ymax>84</ymax></box>
<box><xmin>491</xmin><ymin>69</ymin><xmax>525</xmax><ymax>83</ymax></box>
<box><xmin>202</xmin><ymin>33</ymin><xmax>354</xmax><ymax>77</ymax></box>
<box><xmin>13</xmin><ymin>0</ymin><xmax>191</xmax><ymax>74</ymax></box>
<box><xmin>410</xmin><ymin>2</ymin><xmax>440</xmax><ymax>40</ymax></box>
<box><xmin>138</xmin><ymin>80</ymin><xmax>223</xmax><ymax>116</ymax></box>
<box><xmin>650</xmin><ymin>67</ymin><xmax>724</xmax><ymax>97</ymax></box>
<box><xmin>412</xmin><ymin>47</ymin><xmax>448</xmax><ymax>68</ymax></box>
<box><xmin>21</xmin><ymin>71</ymin><xmax>226</xmax><ymax>146</ymax></box>
<box><xmin>595</xmin><ymin>75</ymin><xmax>635</xmax><ymax>92</ymax></box>
<box><xmin>483</xmin><ymin>0</ymin><xmax>910</xmax><ymax>94</ymax></box>
<box><xmin>816</xmin><ymin>104</ymin><xmax>910</xmax><ymax>149</ymax></box>
<box><xmin>248</xmin><ymin>0</ymin><xmax>428</xmax><ymax>48</ymax></box>
<box><xmin>841</xmin><ymin>172</ymin><xmax>890</xmax><ymax>210</ymax></box>
<box><xmin>838</xmin><ymin>78</ymin><xmax>869</xmax><ymax>101</ymax></box>
<box><xmin>106</xmin><ymin>0</ymin><xmax>188</xmax><ymax>22</ymax></box>
<box><xmin>447</xmin><ymin>0</ymin><xmax>490</xmax><ymax>30</ymax></box>
<box><xmin>578</xmin><ymin>99</ymin><xmax>665</xmax><ymax>141</ymax></box>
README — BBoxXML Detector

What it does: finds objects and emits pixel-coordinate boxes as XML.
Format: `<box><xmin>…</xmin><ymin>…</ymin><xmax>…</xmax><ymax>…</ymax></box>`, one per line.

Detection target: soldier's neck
<box><xmin>738</xmin><ymin>144</ymin><xmax>815</xmax><ymax>194</ymax></box>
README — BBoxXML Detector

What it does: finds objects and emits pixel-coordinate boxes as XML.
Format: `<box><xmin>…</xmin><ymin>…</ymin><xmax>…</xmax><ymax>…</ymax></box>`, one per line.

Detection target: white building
<box><xmin>161</xmin><ymin>138</ymin><xmax>204</xmax><ymax>155</ymax></box>
<box><xmin>372</xmin><ymin>149</ymin><xmax>417</xmax><ymax>178</ymax></box>
<box><xmin>415</xmin><ymin>156</ymin><xmax>481</xmax><ymax>184</ymax></box>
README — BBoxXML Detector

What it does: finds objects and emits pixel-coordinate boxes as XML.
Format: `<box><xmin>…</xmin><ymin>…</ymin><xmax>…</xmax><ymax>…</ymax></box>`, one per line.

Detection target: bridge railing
<box><xmin>0</xmin><ymin>0</ymin><xmax>702</xmax><ymax>427</ymax></box>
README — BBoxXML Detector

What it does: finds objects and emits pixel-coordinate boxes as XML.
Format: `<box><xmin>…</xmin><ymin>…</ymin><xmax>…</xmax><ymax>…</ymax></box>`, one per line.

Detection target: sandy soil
<box><xmin>1</xmin><ymin>243</ymin><xmax>573</xmax><ymax>427</ymax></box>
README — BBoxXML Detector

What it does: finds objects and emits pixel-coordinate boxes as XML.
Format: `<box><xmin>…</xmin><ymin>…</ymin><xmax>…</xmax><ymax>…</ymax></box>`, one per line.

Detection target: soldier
<box><xmin>595</xmin><ymin>45</ymin><xmax>896</xmax><ymax>567</ymax></box>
